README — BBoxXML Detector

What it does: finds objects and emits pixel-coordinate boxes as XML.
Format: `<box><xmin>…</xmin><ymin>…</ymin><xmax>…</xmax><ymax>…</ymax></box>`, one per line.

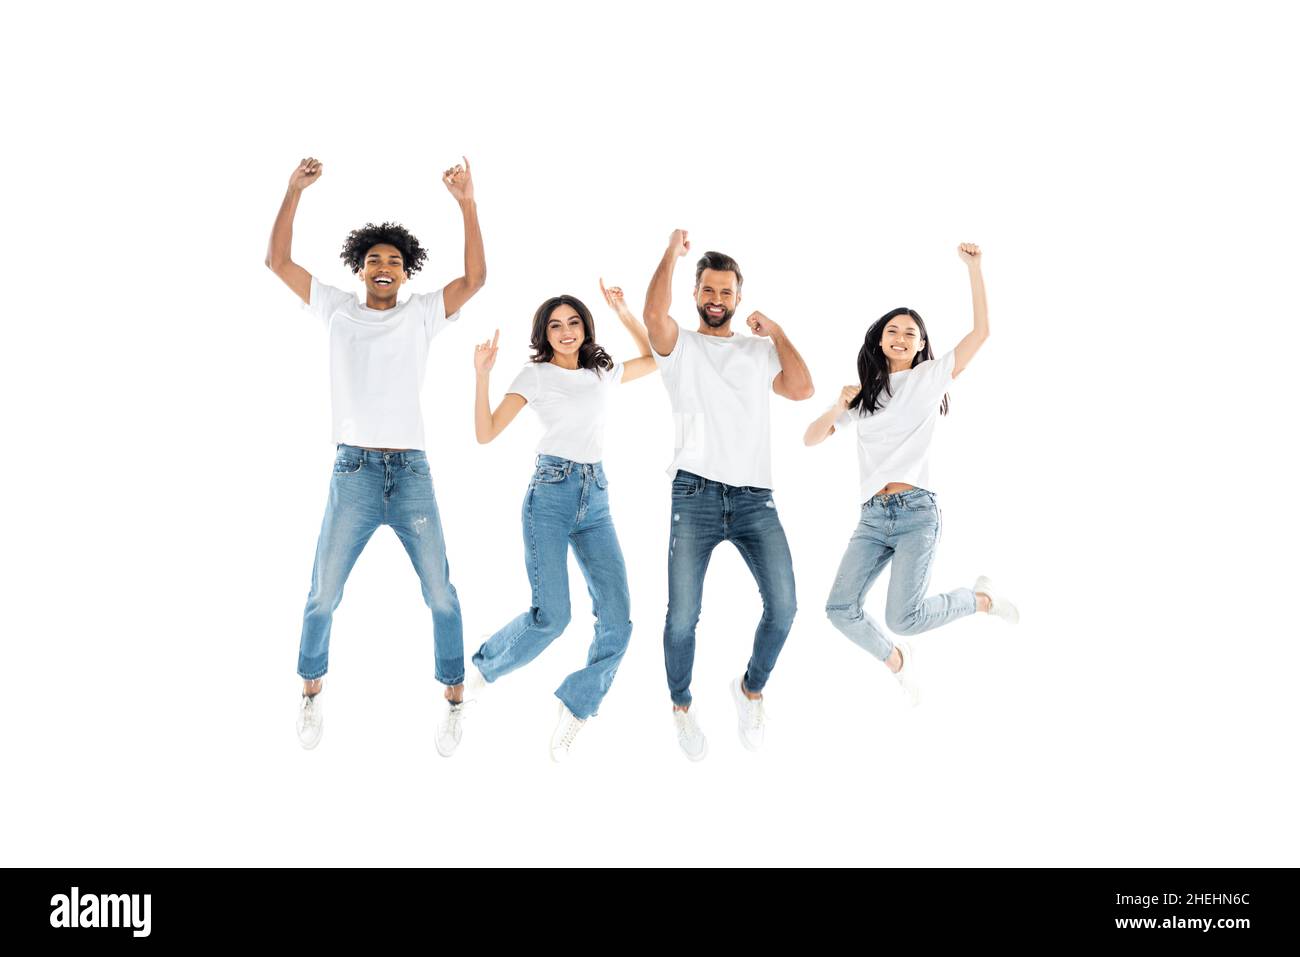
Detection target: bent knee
<box><xmin>885</xmin><ymin>607</ymin><xmax>924</xmax><ymax>636</ymax></box>
<box><xmin>825</xmin><ymin>602</ymin><xmax>859</xmax><ymax>624</ymax></box>
<box><xmin>765</xmin><ymin>595</ymin><xmax>798</xmax><ymax>627</ymax></box>
<box><xmin>532</xmin><ymin>603</ymin><xmax>572</xmax><ymax>636</ymax></box>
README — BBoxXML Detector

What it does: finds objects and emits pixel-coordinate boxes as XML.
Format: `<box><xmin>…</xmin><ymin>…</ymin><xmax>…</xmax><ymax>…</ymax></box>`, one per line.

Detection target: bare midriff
<box><xmin>873</xmin><ymin>482</ymin><xmax>916</xmax><ymax>496</ymax></box>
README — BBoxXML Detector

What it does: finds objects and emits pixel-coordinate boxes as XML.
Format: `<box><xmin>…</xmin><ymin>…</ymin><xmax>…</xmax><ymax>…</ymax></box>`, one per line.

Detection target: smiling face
<box><xmin>880</xmin><ymin>314</ymin><xmax>925</xmax><ymax>371</ymax></box>
<box><xmin>694</xmin><ymin>268</ymin><xmax>741</xmax><ymax>329</ymax></box>
<box><xmin>360</xmin><ymin>243</ymin><xmax>407</xmax><ymax>303</ymax></box>
<box><xmin>545</xmin><ymin>303</ymin><xmax>585</xmax><ymax>360</ymax></box>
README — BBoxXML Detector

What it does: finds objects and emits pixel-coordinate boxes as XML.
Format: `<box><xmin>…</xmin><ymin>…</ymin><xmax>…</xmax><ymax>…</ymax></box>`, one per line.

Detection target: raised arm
<box><xmin>601</xmin><ymin>278</ymin><xmax>657</xmax><ymax>382</ymax></box>
<box><xmin>951</xmin><ymin>243</ymin><xmax>988</xmax><ymax>379</ymax></box>
<box><xmin>473</xmin><ymin>330</ymin><xmax>526</xmax><ymax>443</ymax></box>
<box><xmin>643</xmin><ymin>230</ymin><xmax>689</xmax><ymax>357</ymax></box>
<box><xmin>805</xmin><ymin>386</ymin><xmax>859</xmax><ymax>446</ymax></box>
<box><xmin>264</xmin><ymin>157</ymin><xmax>321</xmax><ymax>304</ymax></box>
<box><xmin>441</xmin><ymin>157</ymin><xmax>486</xmax><ymax>317</ymax></box>
<box><xmin>747</xmin><ymin>311</ymin><xmax>816</xmax><ymax>401</ymax></box>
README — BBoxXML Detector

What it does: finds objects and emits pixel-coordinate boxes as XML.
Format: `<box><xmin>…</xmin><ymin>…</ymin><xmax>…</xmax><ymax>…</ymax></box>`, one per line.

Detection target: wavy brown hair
<box><xmin>529</xmin><ymin>295</ymin><xmax>614</xmax><ymax>373</ymax></box>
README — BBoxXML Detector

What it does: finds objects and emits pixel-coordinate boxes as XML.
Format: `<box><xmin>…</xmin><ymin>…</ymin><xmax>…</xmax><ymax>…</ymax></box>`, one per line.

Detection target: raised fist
<box><xmin>290</xmin><ymin>157</ymin><xmax>322</xmax><ymax>191</ymax></box>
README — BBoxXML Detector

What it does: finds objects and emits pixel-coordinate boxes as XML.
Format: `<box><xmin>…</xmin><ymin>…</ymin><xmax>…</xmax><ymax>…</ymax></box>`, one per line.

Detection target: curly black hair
<box><xmin>338</xmin><ymin>222</ymin><xmax>429</xmax><ymax>276</ymax></box>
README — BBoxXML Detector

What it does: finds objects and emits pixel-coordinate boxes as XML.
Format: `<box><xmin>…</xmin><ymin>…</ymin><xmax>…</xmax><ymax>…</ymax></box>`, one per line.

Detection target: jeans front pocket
<box><xmin>671</xmin><ymin>475</ymin><xmax>701</xmax><ymax>497</ymax></box>
<box><xmin>533</xmin><ymin>466</ymin><xmax>567</xmax><ymax>485</ymax></box>
<box><xmin>333</xmin><ymin>453</ymin><xmax>364</xmax><ymax>475</ymax></box>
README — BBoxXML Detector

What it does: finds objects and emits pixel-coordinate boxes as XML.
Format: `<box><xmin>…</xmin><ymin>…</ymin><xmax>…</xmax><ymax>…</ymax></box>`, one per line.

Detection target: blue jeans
<box><xmin>824</xmin><ymin>488</ymin><xmax>976</xmax><ymax>660</ymax></box>
<box><xmin>297</xmin><ymin>445</ymin><xmax>464</xmax><ymax>685</ymax></box>
<box><xmin>472</xmin><ymin>456</ymin><xmax>632</xmax><ymax>719</ymax></box>
<box><xmin>663</xmin><ymin>470</ymin><xmax>797</xmax><ymax>707</ymax></box>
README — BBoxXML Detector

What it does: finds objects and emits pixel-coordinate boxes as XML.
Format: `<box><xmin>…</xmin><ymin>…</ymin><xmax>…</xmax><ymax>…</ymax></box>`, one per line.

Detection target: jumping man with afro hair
<box><xmin>266</xmin><ymin>155</ymin><xmax>486</xmax><ymax>757</ymax></box>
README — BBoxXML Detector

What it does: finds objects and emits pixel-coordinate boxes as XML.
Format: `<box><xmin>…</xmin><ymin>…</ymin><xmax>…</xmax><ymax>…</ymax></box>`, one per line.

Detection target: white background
<box><xmin>3</xmin><ymin>0</ymin><xmax>1296</xmax><ymax>866</ymax></box>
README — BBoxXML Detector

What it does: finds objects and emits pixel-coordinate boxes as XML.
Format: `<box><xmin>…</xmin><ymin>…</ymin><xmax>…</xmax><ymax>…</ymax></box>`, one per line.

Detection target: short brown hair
<box><xmin>694</xmin><ymin>251</ymin><xmax>743</xmax><ymax>291</ymax></box>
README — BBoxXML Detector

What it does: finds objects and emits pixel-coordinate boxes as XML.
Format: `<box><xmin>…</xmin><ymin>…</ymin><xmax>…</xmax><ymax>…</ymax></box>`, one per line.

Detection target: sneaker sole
<box><xmin>680</xmin><ymin>738</ymin><xmax>708</xmax><ymax>762</ymax></box>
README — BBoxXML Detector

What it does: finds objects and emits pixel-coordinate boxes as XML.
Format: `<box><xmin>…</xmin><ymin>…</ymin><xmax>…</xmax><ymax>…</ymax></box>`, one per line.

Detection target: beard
<box><xmin>696</xmin><ymin>304</ymin><xmax>734</xmax><ymax>329</ymax></box>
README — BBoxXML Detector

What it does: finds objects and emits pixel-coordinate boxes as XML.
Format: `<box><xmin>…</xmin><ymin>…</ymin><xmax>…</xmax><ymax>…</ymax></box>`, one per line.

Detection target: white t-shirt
<box><xmin>834</xmin><ymin>350</ymin><xmax>955</xmax><ymax>503</ymax></box>
<box><xmin>653</xmin><ymin>329</ymin><xmax>782</xmax><ymax>488</ymax></box>
<box><xmin>506</xmin><ymin>361</ymin><xmax>625</xmax><ymax>464</ymax></box>
<box><xmin>305</xmin><ymin>277</ymin><xmax>459</xmax><ymax>450</ymax></box>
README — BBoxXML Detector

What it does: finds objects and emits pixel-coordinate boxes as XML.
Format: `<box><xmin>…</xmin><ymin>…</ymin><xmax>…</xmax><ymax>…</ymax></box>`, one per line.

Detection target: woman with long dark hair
<box><xmin>805</xmin><ymin>244</ymin><xmax>1018</xmax><ymax>705</ymax></box>
<box><xmin>468</xmin><ymin>282</ymin><xmax>657</xmax><ymax>759</ymax></box>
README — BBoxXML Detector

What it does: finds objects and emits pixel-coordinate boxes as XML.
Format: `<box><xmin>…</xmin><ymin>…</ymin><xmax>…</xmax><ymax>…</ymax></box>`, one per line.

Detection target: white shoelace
<box><xmin>300</xmin><ymin>696</ymin><xmax>321</xmax><ymax>728</ymax></box>
<box><xmin>675</xmin><ymin>711</ymin><xmax>700</xmax><ymax>743</ymax></box>
<box><xmin>555</xmin><ymin>713</ymin><xmax>585</xmax><ymax>749</ymax></box>
<box><xmin>442</xmin><ymin>701</ymin><xmax>467</xmax><ymax>732</ymax></box>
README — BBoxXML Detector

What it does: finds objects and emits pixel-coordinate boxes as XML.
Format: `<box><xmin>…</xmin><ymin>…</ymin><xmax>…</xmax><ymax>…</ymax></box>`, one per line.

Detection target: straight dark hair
<box><xmin>849</xmin><ymin>307</ymin><xmax>950</xmax><ymax>417</ymax></box>
<box><xmin>529</xmin><ymin>295</ymin><xmax>614</xmax><ymax>373</ymax></box>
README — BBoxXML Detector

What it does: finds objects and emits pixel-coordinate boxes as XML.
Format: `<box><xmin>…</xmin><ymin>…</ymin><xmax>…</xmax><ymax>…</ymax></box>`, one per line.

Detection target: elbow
<box><xmin>794</xmin><ymin>384</ymin><xmax>816</xmax><ymax>402</ymax></box>
<box><xmin>468</xmin><ymin>268</ymin><xmax>487</xmax><ymax>292</ymax></box>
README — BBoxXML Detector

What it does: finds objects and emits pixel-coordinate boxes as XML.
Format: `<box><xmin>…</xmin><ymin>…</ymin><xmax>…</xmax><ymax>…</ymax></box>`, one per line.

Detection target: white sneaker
<box><xmin>893</xmin><ymin>641</ymin><xmax>922</xmax><ymax>707</ymax></box>
<box><xmin>297</xmin><ymin>692</ymin><xmax>324</xmax><ymax>750</ymax></box>
<box><xmin>673</xmin><ymin>707</ymin><xmax>708</xmax><ymax>762</ymax></box>
<box><xmin>550</xmin><ymin>702</ymin><xmax>586</xmax><ymax>763</ymax></box>
<box><xmin>730</xmin><ymin>676</ymin><xmax>766</xmax><ymax>751</ymax></box>
<box><xmin>436</xmin><ymin>699</ymin><xmax>467</xmax><ymax>757</ymax></box>
<box><xmin>466</xmin><ymin>661</ymin><xmax>489</xmax><ymax>698</ymax></box>
<box><xmin>974</xmin><ymin>575</ymin><xmax>1020</xmax><ymax>625</ymax></box>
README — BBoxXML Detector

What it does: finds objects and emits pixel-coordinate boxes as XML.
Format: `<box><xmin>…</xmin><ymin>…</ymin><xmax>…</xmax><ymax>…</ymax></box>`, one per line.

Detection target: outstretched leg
<box><xmin>389</xmin><ymin>461</ymin><xmax>465</xmax><ymax>688</ymax></box>
<box><xmin>882</xmin><ymin>505</ymin><xmax>976</xmax><ymax>640</ymax></box>
<box><xmin>664</xmin><ymin>479</ymin><xmax>724</xmax><ymax>709</ymax></box>
<box><xmin>562</xmin><ymin>516</ymin><xmax>633</xmax><ymax>719</ymax></box>
<box><xmin>473</xmin><ymin>481</ymin><xmax>574</xmax><ymax>682</ymax></box>
<box><xmin>824</xmin><ymin>509</ymin><xmax>895</xmax><ymax>661</ymax></box>
<box><xmin>728</xmin><ymin>488</ymin><xmax>797</xmax><ymax>696</ymax></box>
<box><xmin>297</xmin><ymin>452</ymin><xmax>383</xmax><ymax>681</ymax></box>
